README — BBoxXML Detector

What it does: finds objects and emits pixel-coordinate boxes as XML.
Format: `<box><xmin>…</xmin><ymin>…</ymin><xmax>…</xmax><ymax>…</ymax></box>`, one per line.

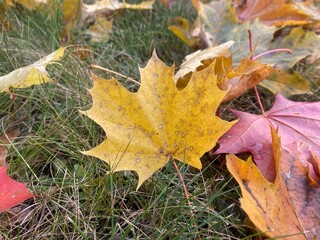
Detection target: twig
<box><xmin>90</xmin><ymin>64</ymin><xmax>141</xmax><ymax>86</ymax></box>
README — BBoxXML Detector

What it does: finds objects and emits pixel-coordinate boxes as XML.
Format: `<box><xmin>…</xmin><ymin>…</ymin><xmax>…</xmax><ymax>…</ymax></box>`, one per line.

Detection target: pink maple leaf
<box><xmin>215</xmin><ymin>93</ymin><xmax>320</xmax><ymax>181</ymax></box>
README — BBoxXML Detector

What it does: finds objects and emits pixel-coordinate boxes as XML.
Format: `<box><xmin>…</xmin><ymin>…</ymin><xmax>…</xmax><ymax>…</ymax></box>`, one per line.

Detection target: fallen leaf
<box><xmin>233</xmin><ymin>0</ymin><xmax>320</xmax><ymax>27</ymax></box>
<box><xmin>0</xmin><ymin>129</ymin><xmax>19</xmax><ymax>166</ymax></box>
<box><xmin>173</xmin><ymin>0</ymin><xmax>319</xmax><ymax>95</ymax></box>
<box><xmin>0</xmin><ymin>165</ymin><xmax>34</xmax><ymax>213</ymax></box>
<box><xmin>260</xmin><ymin>68</ymin><xmax>310</xmax><ymax>96</ymax></box>
<box><xmin>81</xmin><ymin>0</ymin><xmax>155</xmax><ymax>24</ymax></box>
<box><xmin>168</xmin><ymin>17</ymin><xmax>212</xmax><ymax>49</ymax></box>
<box><xmin>81</xmin><ymin>51</ymin><xmax>234</xmax><ymax>189</ymax></box>
<box><xmin>168</xmin><ymin>17</ymin><xmax>201</xmax><ymax>48</ymax></box>
<box><xmin>215</xmin><ymin>57</ymin><xmax>275</xmax><ymax>102</ymax></box>
<box><xmin>174</xmin><ymin>40</ymin><xmax>234</xmax><ymax>89</ymax></box>
<box><xmin>216</xmin><ymin>94</ymin><xmax>320</xmax><ymax>181</ymax></box>
<box><xmin>227</xmin><ymin>128</ymin><xmax>320</xmax><ymax>239</ymax></box>
<box><xmin>0</xmin><ymin>47</ymin><xmax>65</xmax><ymax>93</ymax></box>
<box><xmin>61</xmin><ymin>0</ymin><xmax>82</xmax><ymax>42</ymax></box>
<box><xmin>175</xmin><ymin>50</ymin><xmax>274</xmax><ymax>102</ymax></box>
<box><xmin>197</xmin><ymin>0</ymin><xmax>320</xmax><ymax>68</ymax></box>
<box><xmin>5</xmin><ymin>0</ymin><xmax>51</xmax><ymax>10</ymax></box>
<box><xmin>85</xmin><ymin>17</ymin><xmax>113</xmax><ymax>43</ymax></box>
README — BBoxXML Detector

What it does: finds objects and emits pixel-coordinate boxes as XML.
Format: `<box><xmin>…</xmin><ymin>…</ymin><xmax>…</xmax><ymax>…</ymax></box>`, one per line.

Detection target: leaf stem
<box><xmin>248</xmin><ymin>30</ymin><xmax>265</xmax><ymax>114</ymax></box>
<box><xmin>253</xmin><ymin>48</ymin><xmax>292</xmax><ymax>61</ymax></box>
<box><xmin>172</xmin><ymin>161</ymin><xmax>201</xmax><ymax>239</ymax></box>
<box><xmin>172</xmin><ymin>161</ymin><xmax>192</xmax><ymax>207</ymax></box>
<box><xmin>90</xmin><ymin>64</ymin><xmax>141</xmax><ymax>86</ymax></box>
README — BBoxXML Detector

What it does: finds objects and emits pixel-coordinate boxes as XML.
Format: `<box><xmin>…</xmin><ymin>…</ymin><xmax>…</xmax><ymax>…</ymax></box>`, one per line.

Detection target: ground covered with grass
<box><xmin>0</xmin><ymin>1</ymin><xmax>319</xmax><ymax>239</ymax></box>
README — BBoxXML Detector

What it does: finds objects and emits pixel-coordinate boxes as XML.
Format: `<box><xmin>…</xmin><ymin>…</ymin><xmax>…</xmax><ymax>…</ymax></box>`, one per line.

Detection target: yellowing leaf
<box><xmin>216</xmin><ymin>57</ymin><xmax>275</xmax><ymax>102</ymax></box>
<box><xmin>5</xmin><ymin>0</ymin><xmax>51</xmax><ymax>10</ymax></box>
<box><xmin>227</xmin><ymin>128</ymin><xmax>320</xmax><ymax>239</ymax></box>
<box><xmin>81</xmin><ymin>51</ymin><xmax>234</xmax><ymax>189</ymax></box>
<box><xmin>81</xmin><ymin>0</ymin><xmax>154</xmax><ymax>24</ymax></box>
<box><xmin>61</xmin><ymin>0</ymin><xmax>81</xmax><ymax>42</ymax></box>
<box><xmin>0</xmin><ymin>48</ymin><xmax>65</xmax><ymax>93</ymax></box>
<box><xmin>234</xmin><ymin>0</ymin><xmax>320</xmax><ymax>27</ymax></box>
<box><xmin>175</xmin><ymin>41</ymin><xmax>234</xmax><ymax>89</ymax></box>
<box><xmin>260</xmin><ymin>68</ymin><xmax>310</xmax><ymax>96</ymax></box>
<box><xmin>168</xmin><ymin>17</ymin><xmax>211</xmax><ymax>48</ymax></box>
<box><xmin>85</xmin><ymin>17</ymin><xmax>113</xmax><ymax>43</ymax></box>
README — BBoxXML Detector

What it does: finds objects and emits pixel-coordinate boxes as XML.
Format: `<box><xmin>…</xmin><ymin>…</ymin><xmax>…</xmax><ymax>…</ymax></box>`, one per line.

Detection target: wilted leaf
<box><xmin>175</xmin><ymin>40</ymin><xmax>234</xmax><ymax>88</ymax></box>
<box><xmin>233</xmin><ymin>0</ymin><xmax>320</xmax><ymax>27</ymax></box>
<box><xmin>227</xmin><ymin>128</ymin><xmax>320</xmax><ymax>239</ymax></box>
<box><xmin>198</xmin><ymin>0</ymin><xmax>320</xmax><ymax>67</ymax></box>
<box><xmin>215</xmin><ymin>57</ymin><xmax>275</xmax><ymax>102</ymax></box>
<box><xmin>168</xmin><ymin>17</ymin><xmax>200</xmax><ymax>48</ymax></box>
<box><xmin>216</xmin><ymin>94</ymin><xmax>320</xmax><ymax>181</ymax></box>
<box><xmin>61</xmin><ymin>0</ymin><xmax>82</xmax><ymax>42</ymax></box>
<box><xmin>81</xmin><ymin>0</ymin><xmax>155</xmax><ymax>24</ymax></box>
<box><xmin>175</xmin><ymin>49</ymin><xmax>274</xmax><ymax>102</ymax></box>
<box><xmin>0</xmin><ymin>48</ymin><xmax>65</xmax><ymax>93</ymax></box>
<box><xmin>85</xmin><ymin>17</ymin><xmax>113</xmax><ymax>43</ymax></box>
<box><xmin>81</xmin><ymin>51</ymin><xmax>234</xmax><ymax>189</ymax></box>
<box><xmin>168</xmin><ymin>17</ymin><xmax>212</xmax><ymax>49</ymax></box>
<box><xmin>5</xmin><ymin>0</ymin><xmax>52</xmax><ymax>10</ymax></box>
<box><xmin>0</xmin><ymin>166</ymin><xmax>34</xmax><ymax>213</ymax></box>
<box><xmin>260</xmin><ymin>68</ymin><xmax>310</xmax><ymax>96</ymax></box>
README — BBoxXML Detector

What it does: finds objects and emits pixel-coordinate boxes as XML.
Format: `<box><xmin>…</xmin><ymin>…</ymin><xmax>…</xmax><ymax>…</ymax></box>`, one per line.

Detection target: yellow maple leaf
<box><xmin>0</xmin><ymin>48</ymin><xmax>65</xmax><ymax>93</ymax></box>
<box><xmin>81</xmin><ymin>51</ymin><xmax>234</xmax><ymax>189</ymax></box>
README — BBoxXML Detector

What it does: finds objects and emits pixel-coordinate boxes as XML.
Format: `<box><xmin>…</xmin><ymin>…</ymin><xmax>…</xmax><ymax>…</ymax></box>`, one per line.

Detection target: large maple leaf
<box><xmin>81</xmin><ymin>51</ymin><xmax>234</xmax><ymax>189</ymax></box>
<box><xmin>216</xmin><ymin>94</ymin><xmax>320</xmax><ymax>181</ymax></box>
<box><xmin>227</xmin><ymin>129</ymin><xmax>320</xmax><ymax>239</ymax></box>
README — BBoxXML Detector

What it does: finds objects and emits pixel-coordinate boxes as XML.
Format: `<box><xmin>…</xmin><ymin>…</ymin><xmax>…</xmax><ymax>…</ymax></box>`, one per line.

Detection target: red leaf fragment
<box><xmin>0</xmin><ymin>166</ymin><xmax>34</xmax><ymax>213</ymax></box>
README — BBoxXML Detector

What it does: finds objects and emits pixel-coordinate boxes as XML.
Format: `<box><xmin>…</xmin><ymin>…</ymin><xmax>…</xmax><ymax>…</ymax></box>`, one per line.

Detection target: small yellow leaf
<box><xmin>86</xmin><ymin>17</ymin><xmax>113</xmax><ymax>43</ymax></box>
<box><xmin>61</xmin><ymin>0</ymin><xmax>82</xmax><ymax>42</ymax></box>
<box><xmin>168</xmin><ymin>17</ymin><xmax>199</xmax><ymax>48</ymax></box>
<box><xmin>0</xmin><ymin>48</ymin><xmax>65</xmax><ymax>93</ymax></box>
<box><xmin>81</xmin><ymin>51</ymin><xmax>234</xmax><ymax>189</ymax></box>
<box><xmin>81</xmin><ymin>0</ymin><xmax>154</xmax><ymax>24</ymax></box>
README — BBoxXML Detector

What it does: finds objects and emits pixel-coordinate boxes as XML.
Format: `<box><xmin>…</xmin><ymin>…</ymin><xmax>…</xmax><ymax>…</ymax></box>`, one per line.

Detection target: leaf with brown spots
<box><xmin>81</xmin><ymin>51</ymin><xmax>234</xmax><ymax>189</ymax></box>
<box><xmin>227</xmin><ymin>128</ymin><xmax>320</xmax><ymax>239</ymax></box>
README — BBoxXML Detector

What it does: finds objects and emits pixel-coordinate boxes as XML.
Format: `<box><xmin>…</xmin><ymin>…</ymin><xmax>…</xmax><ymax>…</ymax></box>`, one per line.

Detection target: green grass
<box><xmin>0</xmin><ymin>0</ymin><xmax>319</xmax><ymax>239</ymax></box>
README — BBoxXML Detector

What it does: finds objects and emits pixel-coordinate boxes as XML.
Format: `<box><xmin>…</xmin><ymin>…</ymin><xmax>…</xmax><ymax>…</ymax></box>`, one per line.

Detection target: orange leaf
<box><xmin>216</xmin><ymin>57</ymin><xmax>274</xmax><ymax>102</ymax></box>
<box><xmin>227</xmin><ymin>128</ymin><xmax>320</xmax><ymax>239</ymax></box>
<box><xmin>233</xmin><ymin>0</ymin><xmax>320</xmax><ymax>27</ymax></box>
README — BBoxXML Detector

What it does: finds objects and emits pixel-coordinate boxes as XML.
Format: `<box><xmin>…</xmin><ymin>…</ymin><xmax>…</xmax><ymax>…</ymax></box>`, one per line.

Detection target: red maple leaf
<box><xmin>215</xmin><ymin>93</ymin><xmax>320</xmax><ymax>181</ymax></box>
<box><xmin>0</xmin><ymin>165</ymin><xmax>34</xmax><ymax>213</ymax></box>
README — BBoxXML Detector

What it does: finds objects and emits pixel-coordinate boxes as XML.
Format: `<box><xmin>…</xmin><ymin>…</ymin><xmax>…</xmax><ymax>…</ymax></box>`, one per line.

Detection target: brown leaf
<box><xmin>227</xmin><ymin>128</ymin><xmax>320</xmax><ymax>239</ymax></box>
<box><xmin>216</xmin><ymin>57</ymin><xmax>275</xmax><ymax>102</ymax></box>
